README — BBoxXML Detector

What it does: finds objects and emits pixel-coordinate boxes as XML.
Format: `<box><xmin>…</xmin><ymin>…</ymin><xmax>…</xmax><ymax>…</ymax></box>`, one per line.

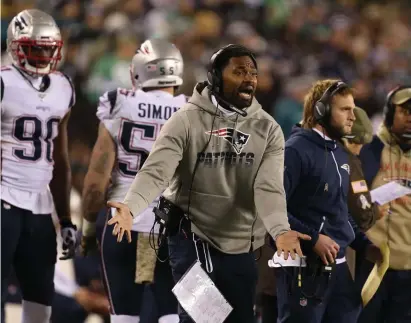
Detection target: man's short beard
<box><xmin>391</xmin><ymin>126</ymin><xmax>411</xmax><ymax>141</ymax></box>
<box><xmin>396</xmin><ymin>131</ymin><xmax>411</xmax><ymax>141</ymax></box>
<box><xmin>325</xmin><ymin>123</ymin><xmax>347</xmax><ymax>140</ymax></box>
<box><xmin>222</xmin><ymin>94</ymin><xmax>252</xmax><ymax>110</ymax></box>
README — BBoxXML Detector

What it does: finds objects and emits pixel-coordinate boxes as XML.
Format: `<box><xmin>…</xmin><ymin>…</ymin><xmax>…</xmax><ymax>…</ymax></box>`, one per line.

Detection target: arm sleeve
<box><xmin>284</xmin><ymin>146</ymin><xmax>320</xmax><ymax>246</ymax></box>
<box><xmin>254</xmin><ymin>123</ymin><xmax>290</xmax><ymax>240</ymax></box>
<box><xmin>123</xmin><ymin>111</ymin><xmax>189</xmax><ymax>216</ymax></box>
<box><xmin>349</xmin><ymin>213</ymin><xmax>371</xmax><ymax>252</ymax></box>
<box><xmin>347</xmin><ymin>153</ymin><xmax>378</xmax><ymax>231</ymax></box>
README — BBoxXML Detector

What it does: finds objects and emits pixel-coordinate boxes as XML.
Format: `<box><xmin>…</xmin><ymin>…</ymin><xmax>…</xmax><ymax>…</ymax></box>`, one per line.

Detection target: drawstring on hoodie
<box><xmin>192</xmin><ymin>233</ymin><xmax>213</xmax><ymax>273</ymax></box>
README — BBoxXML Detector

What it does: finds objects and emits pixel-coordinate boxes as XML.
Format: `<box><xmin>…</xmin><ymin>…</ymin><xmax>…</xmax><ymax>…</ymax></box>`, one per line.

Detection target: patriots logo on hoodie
<box><xmin>206</xmin><ymin>127</ymin><xmax>250</xmax><ymax>154</ymax></box>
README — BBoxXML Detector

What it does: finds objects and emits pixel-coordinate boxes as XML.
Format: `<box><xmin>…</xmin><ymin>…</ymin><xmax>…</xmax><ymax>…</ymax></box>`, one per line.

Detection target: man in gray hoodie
<box><xmin>107</xmin><ymin>44</ymin><xmax>310</xmax><ymax>322</ymax></box>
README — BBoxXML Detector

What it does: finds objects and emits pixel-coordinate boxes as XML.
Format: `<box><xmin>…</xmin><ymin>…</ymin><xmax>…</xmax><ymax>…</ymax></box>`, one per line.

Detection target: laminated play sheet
<box><xmin>172</xmin><ymin>261</ymin><xmax>232</xmax><ymax>323</ymax></box>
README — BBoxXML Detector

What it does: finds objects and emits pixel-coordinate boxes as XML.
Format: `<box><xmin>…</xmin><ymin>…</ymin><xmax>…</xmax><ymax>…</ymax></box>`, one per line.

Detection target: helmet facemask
<box><xmin>10</xmin><ymin>38</ymin><xmax>63</xmax><ymax>76</ymax></box>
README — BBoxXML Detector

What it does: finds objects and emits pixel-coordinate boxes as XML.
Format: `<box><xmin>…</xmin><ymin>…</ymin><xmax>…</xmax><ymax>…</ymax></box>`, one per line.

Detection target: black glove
<box><xmin>59</xmin><ymin>218</ymin><xmax>78</xmax><ymax>260</ymax></box>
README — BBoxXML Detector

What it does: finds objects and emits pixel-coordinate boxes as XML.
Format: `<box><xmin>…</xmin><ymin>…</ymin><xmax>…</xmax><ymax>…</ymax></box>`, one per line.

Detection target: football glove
<box><xmin>59</xmin><ymin>218</ymin><xmax>78</xmax><ymax>260</ymax></box>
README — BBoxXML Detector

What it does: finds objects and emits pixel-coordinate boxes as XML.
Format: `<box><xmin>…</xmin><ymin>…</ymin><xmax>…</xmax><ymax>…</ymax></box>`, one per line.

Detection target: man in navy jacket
<box><xmin>276</xmin><ymin>79</ymin><xmax>370</xmax><ymax>323</ymax></box>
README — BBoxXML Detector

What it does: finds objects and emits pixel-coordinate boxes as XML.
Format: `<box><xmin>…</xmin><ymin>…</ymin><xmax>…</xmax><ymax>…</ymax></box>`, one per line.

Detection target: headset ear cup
<box><xmin>212</xmin><ymin>69</ymin><xmax>221</xmax><ymax>93</ymax></box>
<box><xmin>207</xmin><ymin>68</ymin><xmax>221</xmax><ymax>93</ymax></box>
<box><xmin>383</xmin><ymin>87</ymin><xmax>401</xmax><ymax>128</ymax></box>
<box><xmin>314</xmin><ymin>102</ymin><xmax>326</xmax><ymax>122</ymax></box>
<box><xmin>324</xmin><ymin>103</ymin><xmax>331</xmax><ymax>119</ymax></box>
<box><xmin>384</xmin><ymin>102</ymin><xmax>395</xmax><ymax>127</ymax></box>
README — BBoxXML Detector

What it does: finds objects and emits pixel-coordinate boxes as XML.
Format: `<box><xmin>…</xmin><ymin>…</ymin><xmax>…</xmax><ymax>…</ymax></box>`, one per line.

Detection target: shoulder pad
<box><xmin>1</xmin><ymin>66</ymin><xmax>16</xmax><ymax>102</ymax></box>
<box><xmin>53</xmin><ymin>71</ymin><xmax>76</xmax><ymax>108</ymax></box>
<box><xmin>96</xmin><ymin>89</ymin><xmax>121</xmax><ymax>121</ymax></box>
<box><xmin>1</xmin><ymin>66</ymin><xmax>13</xmax><ymax>96</ymax></box>
<box><xmin>107</xmin><ymin>89</ymin><xmax>118</xmax><ymax>114</ymax></box>
<box><xmin>96</xmin><ymin>88</ymin><xmax>137</xmax><ymax>121</ymax></box>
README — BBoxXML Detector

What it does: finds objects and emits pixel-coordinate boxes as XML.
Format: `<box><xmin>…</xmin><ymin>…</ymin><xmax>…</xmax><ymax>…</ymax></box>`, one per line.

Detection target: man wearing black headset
<box><xmin>275</xmin><ymin>79</ymin><xmax>371</xmax><ymax>323</ymax></box>
<box><xmin>356</xmin><ymin>86</ymin><xmax>411</xmax><ymax>323</ymax></box>
<box><xmin>104</xmin><ymin>44</ymin><xmax>310</xmax><ymax>322</ymax></box>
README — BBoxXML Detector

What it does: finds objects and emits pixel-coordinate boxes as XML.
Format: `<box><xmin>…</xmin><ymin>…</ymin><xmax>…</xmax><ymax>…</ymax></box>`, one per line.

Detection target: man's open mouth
<box><xmin>238</xmin><ymin>87</ymin><xmax>254</xmax><ymax>100</ymax></box>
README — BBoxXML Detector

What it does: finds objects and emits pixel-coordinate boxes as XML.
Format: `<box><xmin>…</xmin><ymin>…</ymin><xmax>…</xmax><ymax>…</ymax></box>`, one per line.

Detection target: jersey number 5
<box><xmin>118</xmin><ymin>121</ymin><xmax>156</xmax><ymax>177</ymax></box>
<box><xmin>13</xmin><ymin>116</ymin><xmax>60</xmax><ymax>163</ymax></box>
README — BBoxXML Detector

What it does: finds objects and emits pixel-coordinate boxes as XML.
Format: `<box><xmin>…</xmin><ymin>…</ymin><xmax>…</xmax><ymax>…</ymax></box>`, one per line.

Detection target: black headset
<box><xmin>383</xmin><ymin>85</ymin><xmax>411</xmax><ymax>128</ymax></box>
<box><xmin>207</xmin><ymin>44</ymin><xmax>257</xmax><ymax>95</ymax></box>
<box><xmin>314</xmin><ymin>81</ymin><xmax>349</xmax><ymax>125</ymax></box>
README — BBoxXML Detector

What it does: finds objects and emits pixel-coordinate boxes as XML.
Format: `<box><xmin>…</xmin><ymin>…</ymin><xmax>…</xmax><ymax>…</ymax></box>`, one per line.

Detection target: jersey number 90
<box><xmin>12</xmin><ymin>116</ymin><xmax>60</xmax><ymax>163</ymax></box>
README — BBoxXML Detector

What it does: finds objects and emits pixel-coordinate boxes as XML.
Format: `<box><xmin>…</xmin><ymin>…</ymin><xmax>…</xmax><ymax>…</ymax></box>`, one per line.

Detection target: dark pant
<box><xmin>96</xmin><ymin>209</ymin><xmax>177</xmax><ymax>317</ymax></box>
<box><xmin>51</xmin><ymin>293</ymin><xmax>111</xmax><ymax>323</ymax></box>
<box><xmin>356</xmin><ymin>259</ymin><xmax>411</xmax><ymax>323</ymax></box>
<box><xmin>51</xmin><ymin>293</ymin><xmax>88</xmax><ymax>323</ymax></box>
<box><xmin>276</xmin><ymin>262</ymin><xmax>361</xmax><ymax>323</ymax></box>
<box><xmin>260</xmin><ymin>294</ymin><xmax>278</xmax><ymax>323</ymax></box>
<box><xmin>1</xmin><ymin>201</ymin><xmax>56</xmax><ymax>311</ymax></box>
<box><xmin>167</xmin><ymin>231</ymin><xmax>258</xmax><ymax>323</ymax></box>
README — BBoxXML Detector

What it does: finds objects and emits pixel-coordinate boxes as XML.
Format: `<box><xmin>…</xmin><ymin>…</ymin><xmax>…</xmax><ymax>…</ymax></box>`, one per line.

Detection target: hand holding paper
<box><xmin>370</xmin><ymin>181</ymin><xmax>411</xmax><ymax>205</ymax></box>
<box><xmin>377</xmin><ymin>204</ymin><xmax>390</xmax><ymax>220</ymax></box>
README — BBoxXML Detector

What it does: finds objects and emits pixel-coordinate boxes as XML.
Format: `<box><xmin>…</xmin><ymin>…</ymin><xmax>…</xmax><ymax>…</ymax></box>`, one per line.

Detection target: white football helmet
<box><xmin>130</xmin><ymin>39</ymin><xmax>184</xmax><ymax>89</ymax></box>
<box><xmin>7</xmin><ymin>9</ymin><xmax>63</xmax><ymax>76</ymax></box>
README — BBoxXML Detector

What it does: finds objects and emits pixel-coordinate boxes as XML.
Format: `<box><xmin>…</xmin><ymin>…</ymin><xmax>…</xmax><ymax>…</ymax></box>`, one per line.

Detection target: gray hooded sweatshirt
<box><xmin>124</xmin><ymin>82</ymin><xmax>290</xmax><ymax>254</ymax></box>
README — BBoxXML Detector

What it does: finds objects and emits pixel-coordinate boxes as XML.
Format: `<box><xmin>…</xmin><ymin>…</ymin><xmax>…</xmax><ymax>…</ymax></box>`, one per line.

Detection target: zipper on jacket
<box><xmin>347</xmin><ymin>220</ymin><xmax>356</xmax><ymax>240</ymax></box>
<box><xmin>318</xmin><ymin>216</ymin><xmax>326</xmax><ymax>232</ymax></box>
<box><xmin>331</xmin><ymin>150</ymin><xmax>354</xmax><ymax>241</ymax></box>
<box><xmin>331</xmin><ymin>151</ymin><xmax>342</xmax><ymax>187</ymax></box>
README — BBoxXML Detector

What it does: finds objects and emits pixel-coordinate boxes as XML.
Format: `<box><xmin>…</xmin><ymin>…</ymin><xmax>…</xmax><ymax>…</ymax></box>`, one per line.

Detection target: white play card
<box><xmin>172</xmin><ymin>261</ymin><xmax>232</xmax><ymax>323</ymax></box>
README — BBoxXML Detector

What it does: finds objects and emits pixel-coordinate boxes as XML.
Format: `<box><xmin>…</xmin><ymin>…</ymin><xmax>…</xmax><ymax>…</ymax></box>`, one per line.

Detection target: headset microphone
<box><xmin>212</xmin><ymin>92</ymin><xmax>248</xmax><ymax>117</ymax></box>
<box><xmin>231</xmin><ymin>106</ymin><xmax>248</xmax><ymax>117</ymax></box>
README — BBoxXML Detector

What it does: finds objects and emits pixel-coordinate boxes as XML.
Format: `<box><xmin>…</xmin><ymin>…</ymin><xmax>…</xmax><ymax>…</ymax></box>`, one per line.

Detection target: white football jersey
<box><xmin>97</xmin><ymin>88</ymin><xmax>187</xmax><ymax>232</ymax></box>
<box><xmin>1</xmin><ymin>65</ymin><xmax>74</xmax><ymax>214</ymax></box>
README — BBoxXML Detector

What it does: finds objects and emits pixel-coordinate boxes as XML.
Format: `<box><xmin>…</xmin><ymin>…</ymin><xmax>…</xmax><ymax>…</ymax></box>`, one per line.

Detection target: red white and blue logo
<box><xmin>205</xmin><ymin>127</ymin><xmax>250</xmax><ymax>154</ymax></box>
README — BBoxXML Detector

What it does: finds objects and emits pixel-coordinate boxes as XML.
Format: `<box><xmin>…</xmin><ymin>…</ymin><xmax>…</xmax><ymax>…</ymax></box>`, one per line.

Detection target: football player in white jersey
<box><xmin>1</xmin><ymin>9</ymin><xmax>78</xmax><ymax>323</ymax></box>
<box><xmin>81</xmin><ymin>39</ymin><xmax>186</xmax><ymax>323</ymax></box>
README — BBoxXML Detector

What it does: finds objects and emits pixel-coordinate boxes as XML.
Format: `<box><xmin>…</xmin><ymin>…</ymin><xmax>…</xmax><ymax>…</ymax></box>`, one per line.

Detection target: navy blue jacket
<box><xmin>359</xmin><ymin>136</ymin><xmax>384</xmax><ymax>185</ymax></box>
<box><xmin>284</xmin><ymin>125</ymin><xmax>367</xmax><ymax>258</ymax></box>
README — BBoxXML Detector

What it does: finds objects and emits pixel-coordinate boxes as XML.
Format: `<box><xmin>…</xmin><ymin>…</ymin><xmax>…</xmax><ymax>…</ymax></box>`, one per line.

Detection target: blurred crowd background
<box><xmin>1</xmin><ymin>0</ymin><xmax>411</xmax><ymax>321</ymax></box>
<box><xmin>3</xmin><ymin>0</ymin><xmax>411</xmax><ymax>154</ymax></box>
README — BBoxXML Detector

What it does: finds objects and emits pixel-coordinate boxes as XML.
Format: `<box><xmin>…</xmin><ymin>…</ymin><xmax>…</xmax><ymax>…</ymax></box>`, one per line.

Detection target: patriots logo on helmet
<box><xmin>14</xmin><ymin>13</ymin><xmax>28</xmax><ymax>32</ymax></box>
<box><xmin>206</xmin><ymin>127</ymin><xmax>250</xmax><ymax>154</ymax></box>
